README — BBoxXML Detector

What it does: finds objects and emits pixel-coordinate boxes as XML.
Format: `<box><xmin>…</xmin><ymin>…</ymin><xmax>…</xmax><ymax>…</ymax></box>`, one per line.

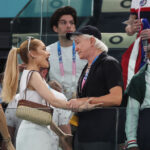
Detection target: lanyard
<box><xmin>57</xmin><ymin>41</ymin><xmax>76</xmax><ymax>85</ymax></box>
<box><xmin>138</xmin><ymin>2</ymin><xmax>141</xmax><ymax>20</ymax></box>
<box><xmin>138</xmin><ymin>0</ymin><xmax>144</xmax><ymax>19</ymax></box>
<box><xmin>81</xmin><ymin>55</ymin><xmax>99</xmax><ymax>89</ymax></box>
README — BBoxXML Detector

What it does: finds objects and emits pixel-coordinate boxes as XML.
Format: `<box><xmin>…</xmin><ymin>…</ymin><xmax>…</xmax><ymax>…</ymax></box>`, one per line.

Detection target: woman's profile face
<box><xmin>33</xmin><ymin>40</ymin><xmax>50</xmax><ymax>69</ymax></box>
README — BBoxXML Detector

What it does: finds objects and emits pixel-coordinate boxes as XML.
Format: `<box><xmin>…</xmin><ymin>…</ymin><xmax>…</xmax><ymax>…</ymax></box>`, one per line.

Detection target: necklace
<box><xmin>81</xmin><ymin>55</ymin><xmax>99</xmax><ymax>89</ymax></box>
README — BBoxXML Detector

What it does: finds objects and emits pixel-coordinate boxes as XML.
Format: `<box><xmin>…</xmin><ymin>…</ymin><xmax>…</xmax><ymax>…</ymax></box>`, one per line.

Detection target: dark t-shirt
<box><xmin>77</xmin><ymin>52</ymin><xmax>124</xmax><ymax>143</ymax></box>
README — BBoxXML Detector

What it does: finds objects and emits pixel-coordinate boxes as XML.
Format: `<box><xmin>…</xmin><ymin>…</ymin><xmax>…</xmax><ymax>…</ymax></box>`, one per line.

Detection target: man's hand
<box><xmin>140</xmin><ymin>29</ymin><xmax>150</xmax><ymax>40</ymax></box>
<box><xmin>126</xmin><ymin>19</ymin><xmax>141</xmax><ymax>35</ymax></box>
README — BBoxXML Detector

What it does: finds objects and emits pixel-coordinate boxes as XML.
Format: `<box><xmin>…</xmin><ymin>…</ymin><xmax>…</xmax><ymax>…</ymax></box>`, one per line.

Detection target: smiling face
<box><xmin>53</xmin><ymin>15</ymin><xmax>76</xmax><ymax>38</ymax></box>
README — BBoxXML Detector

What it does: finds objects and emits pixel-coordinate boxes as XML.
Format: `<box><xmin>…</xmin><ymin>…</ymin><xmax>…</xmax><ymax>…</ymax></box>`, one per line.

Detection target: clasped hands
<box><xmin>68</xmin><ymin>97</ymin><xmax>103</xmax><ymax>112</ymax></box>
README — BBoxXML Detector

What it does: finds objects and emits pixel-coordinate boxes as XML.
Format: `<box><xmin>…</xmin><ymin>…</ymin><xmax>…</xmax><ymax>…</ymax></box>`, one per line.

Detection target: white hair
<box><xmin>82</xmin><ymin>34</ymin><xmax>108</xmax><ymax>52</ymax></box>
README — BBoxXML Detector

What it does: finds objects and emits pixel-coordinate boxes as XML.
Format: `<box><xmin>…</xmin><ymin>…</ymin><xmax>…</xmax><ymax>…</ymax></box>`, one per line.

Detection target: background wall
<box><xmin>0</xmin><ymin>0</ymin><xmax>133</xmax><ymax>72</ymax></box>
<box><xmin>0</xmin><ymin>0</ymin><xmax>93</xmax><ymax>18</ymax></box>
<box><xmin>0</xmin><ymin>0</ymin><xmax>29</xmax><ymax>18</ymax></box>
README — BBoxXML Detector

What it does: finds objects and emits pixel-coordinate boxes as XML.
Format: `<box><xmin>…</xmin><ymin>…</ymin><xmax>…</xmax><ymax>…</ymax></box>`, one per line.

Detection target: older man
<box><xmin>67</xmin><ymin>25</ymin><xmax>124</xmax><ymax>150</ymax></box>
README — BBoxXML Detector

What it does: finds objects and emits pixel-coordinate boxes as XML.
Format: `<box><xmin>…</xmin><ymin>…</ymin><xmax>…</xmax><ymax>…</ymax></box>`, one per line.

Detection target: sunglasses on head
<box><xmin>27</xmin><ymin>36</ymin><xmax>34</xmax><ymax>53</ymax></box>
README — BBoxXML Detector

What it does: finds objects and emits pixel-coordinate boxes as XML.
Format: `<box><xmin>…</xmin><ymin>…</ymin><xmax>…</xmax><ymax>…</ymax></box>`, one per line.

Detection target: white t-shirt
<box><xmin>47</xmin><ymin>41</ymin><xmax>87</xmax><ymax>99</ymax></box>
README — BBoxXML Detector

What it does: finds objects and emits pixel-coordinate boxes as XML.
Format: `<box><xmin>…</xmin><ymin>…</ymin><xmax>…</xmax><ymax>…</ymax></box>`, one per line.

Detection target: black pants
<box><xmin>137</xmin><ymin>109</ymin><xmax>150</xmax><ymax>150</ymax></box>
<box><xmin>73</xmin><ymin>133</ymin><xmax>116</xmax><ymax>150</ymax></box>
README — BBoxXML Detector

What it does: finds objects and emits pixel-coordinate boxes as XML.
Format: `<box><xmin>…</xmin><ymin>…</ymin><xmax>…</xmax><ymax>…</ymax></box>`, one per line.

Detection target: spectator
<box><xmin>67</xmin><ymin>25</ymin><xmax>124</xmax><ymax>150</ymax></box>
<box><xmin>125</xmin><ymin>0</ymin><xmax>150</xmax><ymax>36</ymax></box>
<box><xmin>125</xmin><ymin>42</ymin><xmax>150</xmax><ymax>150</ymax></box>
<box><xmin>47</xmin><ymin>6</ymin><xmax>87</xmax><ymax>99</ymax></box>
<box><xmin>2</xmin><ymin>68</ymin><xmax>71</xmax><ymax>150</ymax></box>
<box><xmin>122</xmin><ymin>0</ymin><xmax>150</xmax><ymax>89</ymax></box>
<box><xmin>1</xmin><ymin>38</ymin><xmax>97</xmax><ymax>150</ymax></box>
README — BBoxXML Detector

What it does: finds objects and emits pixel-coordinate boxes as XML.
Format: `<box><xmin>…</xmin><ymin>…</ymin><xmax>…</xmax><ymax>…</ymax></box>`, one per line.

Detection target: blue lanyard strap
<box><xmin>57</xmin><ymin>42</ymin><xmax>63</xmax><ymax>63</ymax></box>
<box><xmin>92</xmin><ymin>55</ymin><xmax>99</xmax><ymax>65</ymax></box>
<box><xmin>72</xmin><ymin>41</ymin><xmax>76</xmax><ymax>62</ymax></box>
<box><xmin>82</xmin><ymin>55</ymin><xmax>99</xmax><ymax>88</ymax></box>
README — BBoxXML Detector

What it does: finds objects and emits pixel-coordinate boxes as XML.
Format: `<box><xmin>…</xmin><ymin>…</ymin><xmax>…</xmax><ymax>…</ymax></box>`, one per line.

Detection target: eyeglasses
<box><xmin>58</xmin><ymin>20</ymin><xmax>75</xmax><ymax>26</ymax></box>
<box><xmin>27</xmin><ymin>36</ymin><xmax>34</xmax><ymax>53</ymax></box>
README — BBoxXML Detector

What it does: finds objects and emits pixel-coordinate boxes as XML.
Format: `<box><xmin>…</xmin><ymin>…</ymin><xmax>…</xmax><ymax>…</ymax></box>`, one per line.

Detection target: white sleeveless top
<box><xmin>17</xmin><ymin>70</ymin><xmax>72</xmax><ymax>150</ymax></box>
<box><xmin>19</xmin><ymin>70</ymin><xmax>46</xmax><ymax>105</ymax></box>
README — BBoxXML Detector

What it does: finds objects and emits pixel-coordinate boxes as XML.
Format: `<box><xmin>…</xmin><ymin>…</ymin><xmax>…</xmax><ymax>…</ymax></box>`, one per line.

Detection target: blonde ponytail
<box><xmin>1</xmin><ymin>47</ymin><xmax>19</xmax><ymax>102</ymax></box>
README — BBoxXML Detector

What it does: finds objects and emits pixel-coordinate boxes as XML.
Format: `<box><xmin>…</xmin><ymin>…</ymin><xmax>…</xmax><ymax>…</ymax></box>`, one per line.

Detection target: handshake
<box><xmin>68</xmin><ymin>97</ymin><xmax>103</xmax><ymax>112</ymax></box>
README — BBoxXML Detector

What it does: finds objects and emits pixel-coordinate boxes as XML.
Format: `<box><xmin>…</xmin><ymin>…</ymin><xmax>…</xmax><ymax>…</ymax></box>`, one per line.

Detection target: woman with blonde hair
<box><xmin>1</xmin><ymin>37</ymin><xmax>98</xmax><ymax>150</ymax></box>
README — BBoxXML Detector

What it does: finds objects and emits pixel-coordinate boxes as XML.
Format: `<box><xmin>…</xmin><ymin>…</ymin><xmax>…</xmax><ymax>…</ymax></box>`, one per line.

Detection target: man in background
<box><xmin>47</xmin><ymin>6</ymin><xmax>87</xmax><ymax>99</ymax></box>
<box><xmin>122</xmin><ymin>0</ymin><xmax>150</xmax><ymax>89</ymax></box>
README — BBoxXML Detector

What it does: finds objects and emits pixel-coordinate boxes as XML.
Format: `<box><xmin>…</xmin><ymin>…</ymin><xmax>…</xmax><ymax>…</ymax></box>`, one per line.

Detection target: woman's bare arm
<box><xmin>0</xmin><ymin>104</ymin><xmax>15</xmax><ymax>150</ymax></box>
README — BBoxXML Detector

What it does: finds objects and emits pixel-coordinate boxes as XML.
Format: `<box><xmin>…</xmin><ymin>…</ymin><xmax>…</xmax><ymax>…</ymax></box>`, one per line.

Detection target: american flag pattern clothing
<box><xmin>121</xmin><ymin>18</ymin><xmax>150</xmax><ymax>89</ymax></box>
<box><xmin>131</xmin><ymin>0</ymin><xmax>150</xmax><ymax>14</ymax></box>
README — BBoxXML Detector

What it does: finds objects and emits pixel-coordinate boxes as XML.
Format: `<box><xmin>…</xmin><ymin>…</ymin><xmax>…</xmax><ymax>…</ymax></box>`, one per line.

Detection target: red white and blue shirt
<box><xmin>131</xmin><ymin>0</ymin><xmax>150</xmax><ymax>20</ymax></box>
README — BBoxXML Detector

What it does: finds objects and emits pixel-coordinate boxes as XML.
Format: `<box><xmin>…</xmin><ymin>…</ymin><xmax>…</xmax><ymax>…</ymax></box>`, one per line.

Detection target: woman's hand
<box><xmin>68</xmin><ymin>98</ymin><xmax>87</xmax><ymax>111</ymax></box>
<box><xmin>68</xmin><ymin>98</ymin><xmax>103</xmax><ymax>112</ymax></box>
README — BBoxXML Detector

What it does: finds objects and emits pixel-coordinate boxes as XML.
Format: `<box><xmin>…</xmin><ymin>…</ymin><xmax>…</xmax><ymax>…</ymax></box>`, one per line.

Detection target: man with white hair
<box><xmin>67</xmin><ymin>25</ymin><xmax>124</xmax><ymax>150</ymax></box>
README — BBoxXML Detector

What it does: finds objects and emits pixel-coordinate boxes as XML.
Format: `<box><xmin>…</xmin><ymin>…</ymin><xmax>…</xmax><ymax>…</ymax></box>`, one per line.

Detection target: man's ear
<box><xmin>53</xmin><ymin>26</ymin><xmax>58</xmax><ymax>33</ymax></box>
